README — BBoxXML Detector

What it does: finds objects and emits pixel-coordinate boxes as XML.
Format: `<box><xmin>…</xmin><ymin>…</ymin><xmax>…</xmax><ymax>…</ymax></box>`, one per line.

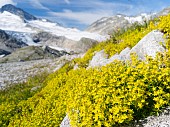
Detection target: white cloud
<box><xmin>29</xmin><ymin>0</ymin><xmax>50</xmax><ymax>10</ymax></box>
<box><xmin>0</xmin><ymin>0</ymin><xmax>16</xmax><ymax>8</ymax></box>
<box><xmin>48</xmin><ymin>1</ymin><xmax>133</xmax><ymax>25</ymax></box>
<box><xmin>64</xmin><ymin>0</ymin><xmax>70</xmax><ymax>4</ymax></box>
<box><xmin>49</xmin><ymin>9</ymin><xmax>113</xmax><ymax>25</ymax></box>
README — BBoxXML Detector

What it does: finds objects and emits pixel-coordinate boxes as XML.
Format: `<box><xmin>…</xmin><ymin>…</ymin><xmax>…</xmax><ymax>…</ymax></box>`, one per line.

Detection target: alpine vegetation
<box><xmin>0</xmin><ymin>4</ymin><xmax>170</xmax><ymax>127</ymax></box>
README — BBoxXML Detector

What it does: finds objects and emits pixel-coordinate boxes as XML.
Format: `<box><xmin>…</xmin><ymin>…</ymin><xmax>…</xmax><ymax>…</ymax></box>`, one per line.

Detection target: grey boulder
<box><xmin>88</xmin><ymin>30</ymin><xmax>165</xmax><ymax>68</ymax></box>
<box><xmin>88</xmin><ymin>47</ymin><xmax>130</xmax><ymax>68</ymax></box>
<box><xmin>126</xmin><ymin>30</ymin><xmax>165</xmax><ymax>60</ymax></box>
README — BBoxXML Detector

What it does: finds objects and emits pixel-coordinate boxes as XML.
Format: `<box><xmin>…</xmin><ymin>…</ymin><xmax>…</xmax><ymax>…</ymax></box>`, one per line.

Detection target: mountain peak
<box><xmin>157</xmin><ymin>7</ymin><xmax>170</xmax><ymax>16</ymax></box>
<box><xmin>1</xmin><ymin>4</ymin><xmax>37</xmax><ymax>21</ymax></box>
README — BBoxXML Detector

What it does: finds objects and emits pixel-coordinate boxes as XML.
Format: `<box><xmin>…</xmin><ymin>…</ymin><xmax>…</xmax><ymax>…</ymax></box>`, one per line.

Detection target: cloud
<box><xmin>48</xmin><ymin>1</ymin><xmax>133</xmax><ymax>25</ymax></box>
<box><xmin>49</xmin><ymin>9</ymin><xmax>113</xmax><ymax>25</ymax></box>
<box><xmin>11</xmin><ymin>0</ymin><xmax>168</xmax><ymax>30</ymax></box>
<box><xmin>0</xmin><ymin>0</ymin><xmax>16</xmax><ymax>8</ymax></box>
<box><xmin>29</xmin><ymin>0</ymin><xmax>50</xmax><ymax>10</ymax></box>
<box><xmin>64</xmin><ymin>0</ymin><xmax>70</xmax><ymax>4</ymax></box>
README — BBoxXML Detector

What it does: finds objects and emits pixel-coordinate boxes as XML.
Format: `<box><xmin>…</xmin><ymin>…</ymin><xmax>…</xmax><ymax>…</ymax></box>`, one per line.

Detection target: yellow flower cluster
<box><xmin>75</xmin><ymin>18</ymin><xmax>158</xmax><ymax>67</ymax></box>
<box><xmin>9</xmin><ymin>51</ymin><xmax>170</xmax><ymax>127</ymax></box>
<box><xmin>1</xmin><ymin>14</ymin><xmax>170</xmax><ymax>127</ymax></box>
<box><xmin>75</xmin><ymin>14</ymin><xmax>170</xmax><ymax>67</ymax></box>
<box><xmin>0</xmin><ymin>72</ymin><xmax>50</xmax><ymax>127</ymax></box>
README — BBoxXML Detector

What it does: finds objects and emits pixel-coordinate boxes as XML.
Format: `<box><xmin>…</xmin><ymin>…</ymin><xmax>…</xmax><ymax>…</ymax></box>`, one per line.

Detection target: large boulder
<box><xmin>60</xmin><ymin>115</ymin><xmax>70</xmax><ymax>127</ymax></box>
<box><xmin>88</xmin><ymin>50</ymin><xmax>109</xmax><ymax>68</ymax></box>
<box><xmin>88</xmin><ymin>47</ymin><xmax>130</xmax><ymax>68</ymax></box>
<box><xmin>125</xmin><ymin>30</ymin><xmax>165</xmax><ymax>60</ymax></box>
<box><xmin>88</xmin><ymin>30</ymin><xmax>165</xmax><ymax>68</ymax></box>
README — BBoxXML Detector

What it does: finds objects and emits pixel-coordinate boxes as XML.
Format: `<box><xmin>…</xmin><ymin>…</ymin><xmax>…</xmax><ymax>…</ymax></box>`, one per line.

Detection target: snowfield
<box><xmin>0</xmin><ymin>11</ymin><xmax>107</xmax><ymax>42</ymax></box>
<box><xmin>0</xmin><ymin>11</ymin><xmax>34</xmax><ymax>33</ymax></box>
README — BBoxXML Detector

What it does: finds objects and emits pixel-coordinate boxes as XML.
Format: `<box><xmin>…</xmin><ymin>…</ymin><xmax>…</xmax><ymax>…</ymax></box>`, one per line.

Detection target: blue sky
<box><xmin>0</xmin><ymin>0</ymin><xmax>170</xmax><ymax>30</ymax></box>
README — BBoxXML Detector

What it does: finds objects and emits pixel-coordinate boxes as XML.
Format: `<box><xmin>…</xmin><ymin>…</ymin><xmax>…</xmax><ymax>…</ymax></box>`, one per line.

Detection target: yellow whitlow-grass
<box><xmin>0</xmin><ymin>14</ymin><xmax>170</xmax><ymax>127</ymax></box>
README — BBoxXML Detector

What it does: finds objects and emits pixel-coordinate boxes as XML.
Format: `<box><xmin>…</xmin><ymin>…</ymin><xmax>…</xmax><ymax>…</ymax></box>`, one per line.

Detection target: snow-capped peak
<box><xmin>1</xmin><ymin>4</ymin><xmax>37</xmax><ymax>21</ymax></box>
<box><xmin>124</xmin><ymin>13</ymin><xmax>153</xmax><ymax>24</ymax></box>
<box><xmin>28</xmin><ymin>20</ymin><xmax>107</xmax><ymax>41</ymax></box>
<box><xmin>0</xmin><ymin>7</ymin><xmax>106</xmax><ymax>42</ymax></box>
<box><xmin>0</xmin><ymin>11</ymin><xmax>34</xmax><ymax>33</ymax></box>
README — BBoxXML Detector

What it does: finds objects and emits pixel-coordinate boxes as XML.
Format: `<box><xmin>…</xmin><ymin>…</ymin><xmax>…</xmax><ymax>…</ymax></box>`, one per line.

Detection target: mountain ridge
<box><xmin>0</xmin><ymin>4</ymin><xmax>106</xmax><ymax>60</ymax></box>
<box><xmin>1</xmin><ymin>4</ymin><xmax>37</xmax><ymax>21</ymax></box>
<box><xmin>86</xmin><ymin>7</ymin><xmax>170</xmax><ymax>35</ymax></box>
<box><xmin>86</xmin><ymin>13</ymin><xmax>154</xmax><ymax>35</ymax></box>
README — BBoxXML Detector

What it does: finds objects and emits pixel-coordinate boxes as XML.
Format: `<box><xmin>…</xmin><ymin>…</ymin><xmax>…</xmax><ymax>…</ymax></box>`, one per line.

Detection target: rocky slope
<box><xmin>61</xmin><ymin>30</ymin><xmax>170</xmax><ymax>127</ymax></box>
<box><xmin>0</xmin><ymin>4</ymin><xmax>170</xmax><ymax>127</ymax></box>
<box><xmin>86</xmin><ymin>7</ymin><xmax>170</xmax><ymax>36</ymax></box>
<box><xmin>0</xmin><ymin>45</ymin><xmax>69</xmax><ymax>63</ymax></box>
<box><xmin>86</xmin><ymin>13</ymin><xmax>153</xmax><ymax>35</ymax></box>
<box><xmin>0</xmin><ymin>53</ymin><xmax>83</xmax><ymax>88</ymax></box>
<box><xmin>0</xmin><ymin>29</ymin><xmax>27</xmax><ymax>54</ymax></box>
<box><xmin>157</xmin><ymin>7</ymin><xmax>170</xmax><ymax>16</ymax></box>
<box><xmin>32</xmin><ymin>32</ymin><xmax>98</xmax><ymax>53</ymax></box>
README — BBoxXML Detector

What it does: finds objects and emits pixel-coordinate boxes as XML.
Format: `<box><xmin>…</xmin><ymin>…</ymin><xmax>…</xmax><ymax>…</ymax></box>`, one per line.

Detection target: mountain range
<box><xmin>0</xmin><ymin>4</ymin><xmax>107</xmax><ymax>62</ymax></box>
<box><xmin>0</xmin><ymin>4</ymin><xmax>169</xmax><ymax>63</ymax></box>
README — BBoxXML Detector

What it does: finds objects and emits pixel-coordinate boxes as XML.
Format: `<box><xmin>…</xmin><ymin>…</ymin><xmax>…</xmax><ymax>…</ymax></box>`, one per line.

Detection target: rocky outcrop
<box><xmin>32</xmin><ymin>32</ymin><xmax>98</xmax><ymax>53</ymax></box>
<box><xmin>0</xmin><ymin>49</ymin><xmax>10</xmax><ymax>56</ymax></box>
<box><xmin>125</xmin><ymin>30</ymin><xmax>165</xmax><ymax>60</ymax></box>
<box><xmin>0</xmin><ymin>46</ymin><xmax>69</xmax><ymax>63</ymax></box>
<box><xmin>0</xmin><ymin>29</ymin><xmax>27</xmax><ymax>53</ymax></box>
<box><xmin>88</xmin><ymin>30</ymin><xmax>165</xmax><ymax>68</ymax></box>
<box><xmin>43</xmin><ymin>46</ymin><xmax>69</xmax><ymax>57</ymax></box>
<box><xmin>86</xmin><ymin>14</ymin><xmax>152</xmax><ymax>35</ymax></box>
<box><xmin>32</xmin><ymin>32</ymin><xmax>69</xmax><ymax>47</ymax></box>
<box><xmin>86</xmin><ymin>15</ymin><xmax>130</xmax><ymax>35</ymax></box>
<box><xmin>157</xmin><ymin>7</ymin><xmax>170</xmax><ymax>16</ymax></box>
<box><xmin>88</xmin><ymin>47</ymin><xmax>130</xmax><ymax>68</ymax></box>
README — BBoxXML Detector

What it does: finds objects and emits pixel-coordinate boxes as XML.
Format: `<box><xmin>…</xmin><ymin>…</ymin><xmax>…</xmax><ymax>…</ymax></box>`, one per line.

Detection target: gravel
<box><xmin>0</xmin><ymin>54</ymin><xmax>83</xmax><ymax>89</ymax></box>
